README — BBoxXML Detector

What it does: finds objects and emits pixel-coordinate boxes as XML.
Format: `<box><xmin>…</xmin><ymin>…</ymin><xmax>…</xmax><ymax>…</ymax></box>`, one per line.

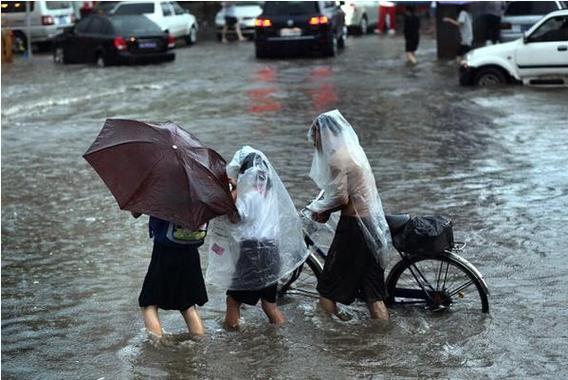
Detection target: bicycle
<box><xmin>278</xmin><ymin>209</ymin><xmax>490</xmax><ymax>314</ymax></box>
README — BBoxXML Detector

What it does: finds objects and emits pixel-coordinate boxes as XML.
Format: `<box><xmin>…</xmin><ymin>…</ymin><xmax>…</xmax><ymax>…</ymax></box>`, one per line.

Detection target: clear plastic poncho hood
<box><xmin>307</xmin><ymin>110</ymin><xmax>392</xmax><ymax>267</ymax></box>
<box><xmin>206</xmin><ymin>146</ymin><xmax>307</xmax><ymax>290</ymax></box>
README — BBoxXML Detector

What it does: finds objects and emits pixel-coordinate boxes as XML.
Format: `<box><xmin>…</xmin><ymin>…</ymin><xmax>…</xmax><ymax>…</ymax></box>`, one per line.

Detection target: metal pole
<box><xmin>25</xmin><ymin>0</ymin><xmax>32</xmax><ymax>60</ymax></box>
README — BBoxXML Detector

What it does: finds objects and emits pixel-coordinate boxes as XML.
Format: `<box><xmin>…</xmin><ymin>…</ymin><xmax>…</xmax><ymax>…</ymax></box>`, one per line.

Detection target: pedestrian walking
<box><xmin>307</xmin><ymin>110</ymin><xmax>392</xmax><ymax>321</ymax></box>
<box><xmin>403</xmin><ymin>5</ymin><xmax>420</xmax><ymax>64</ymax></box>
<box><xmin>206</xmin><ymin>146</ymin><xmax>307</xmax><ymax>329</ymax></box>
<box><xmin>221</xmin><ymin>1</ymin><xmax>245</xmax><ymax>43</ymax></box>
<box><xmin>443</xmin><ymin>4</ymin><xmax>473</xmax><ymax>62</ymax></box>
<box><xmin>135</xmin><ymin>213</ymin><xmax>209</xmax><ymax>337</ymax></box>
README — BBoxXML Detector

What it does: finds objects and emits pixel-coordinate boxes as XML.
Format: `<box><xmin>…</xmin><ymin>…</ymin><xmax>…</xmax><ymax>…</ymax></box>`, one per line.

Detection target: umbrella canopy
<box><xmin>83</xmin><ymin>119</ymin><xmax>236</xmax><ymax>229</ymax></box>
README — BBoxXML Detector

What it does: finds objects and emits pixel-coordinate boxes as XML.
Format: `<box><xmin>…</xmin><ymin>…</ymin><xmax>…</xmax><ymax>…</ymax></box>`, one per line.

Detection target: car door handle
<box><xmin>558</xmin><ymin>45</ymin><xmax>568</xmax><ymax>51</ymax></box>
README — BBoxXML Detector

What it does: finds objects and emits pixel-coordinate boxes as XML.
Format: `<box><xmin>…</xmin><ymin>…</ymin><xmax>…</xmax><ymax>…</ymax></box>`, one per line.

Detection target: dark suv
<box><xmin>254</xmin><ymin>1</ymin><xmax>346</xmax><ymax>58</ymax></box>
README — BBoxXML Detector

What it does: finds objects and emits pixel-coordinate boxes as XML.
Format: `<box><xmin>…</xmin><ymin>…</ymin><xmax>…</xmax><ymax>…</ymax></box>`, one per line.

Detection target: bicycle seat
<box><xmin>385</xmin><ymin>214</ymin><xmax>411</xmax><ymax>236</ymax></box>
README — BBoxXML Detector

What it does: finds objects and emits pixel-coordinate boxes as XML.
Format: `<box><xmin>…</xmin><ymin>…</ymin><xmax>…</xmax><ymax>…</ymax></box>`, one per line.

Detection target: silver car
<box><xmin>500</xmin><ymin>1</ymin><xmax>566</xmax><ymax>42</ymax></box>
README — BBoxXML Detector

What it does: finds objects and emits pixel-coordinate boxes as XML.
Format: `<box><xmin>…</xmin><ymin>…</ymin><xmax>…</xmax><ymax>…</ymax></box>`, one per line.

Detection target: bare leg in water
<box><xmin>368</xmin><ymin>300</ymin><xmax>389</xmax><ymax>321</ymax></box>
<box><xmin>261</xmin><ymin>300</ymin><xmax>285</xmax><ymax>325</ymax></box>
<box><xmin>181</xmin><ymin>306</ymin><xmax>205</xmax><ymax>336</ymax></box>
<box><xmin>142</xmin><ymin>305</ymin><xmax>162</xmax><ymax>337</ymax></box>
<box><xmin>224</xmin><ymin>295</ymin><xmax>241</xmax><ymax>329</ymax></box>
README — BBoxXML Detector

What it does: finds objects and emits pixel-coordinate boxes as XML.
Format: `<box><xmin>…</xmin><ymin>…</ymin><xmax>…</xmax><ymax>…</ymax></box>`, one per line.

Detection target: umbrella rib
<box><xmin>84</xmin><ymin>140</ymin><xmax>154</xmax><ymax>156</ymax></box>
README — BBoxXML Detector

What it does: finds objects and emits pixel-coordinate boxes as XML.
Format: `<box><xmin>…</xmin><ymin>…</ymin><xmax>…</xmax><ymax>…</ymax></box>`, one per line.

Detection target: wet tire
<box><xmin>255</xmin><ymin>45</ymin><xmax>269</xmax><ymax>59</ymax></box>
<box><xmin>12</xmin><ymin>31</ymin><xmax>27</xmax><ymax>53</ymax></box>
<box><xmin>386</xmin><ymin>254</ymin><xmax>489</xmax><ymax>313</ymax></box>
<box><xmin>95</xmin><ymin>52</ymin><xmax>107</xmax><ymax>67</ymax></box>
<box><xmin>474</xmin><ymin>67</ymin><xmax>507</xmax><ymax>86</ymax></box>
<box><xmin>53</xmin><ymin>46</ymin><xmax>66</xmax><ymax>64</ymax></box>
<box><xmin>186</xmin><ymin>26</ymin><xmax>197</xmax><ymax>46</ymax></box>
<box><xmin>277</xmin><ymin>252</ymin><xmax>323</xmax><ymax>299</ymax></box>
<box><xmin>359</xmin><ymin>16</ymin><xmax>368</xmax><ymax>35</ymax></box>
<box><xmin>323</xmin><ymin>35</ymin><xmax>338</xmax><ymax>57</ymax></box>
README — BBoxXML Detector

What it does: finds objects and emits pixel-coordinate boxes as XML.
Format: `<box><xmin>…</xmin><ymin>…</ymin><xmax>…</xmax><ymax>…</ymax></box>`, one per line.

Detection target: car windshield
<box><xmin>505</xmin><ymin>1</ymin><xmax>558</xmax><ymax>16</ymax></box>
<box><xmin>46</xmin><ymin>1</ymin><xmax>72</xmax><ymax>10</ymax></box>
<box><xmin>113</xmin><ymin>2</ymin><xmax>155</xmax><ymax>15</ymax></box>
<box><xmin>262</xmin><ymin>1</ymin><xmax>318</xmax><ymax>15</ymax></box>
<box><xmin>111</xmin><ymin>16</ymin><xmax>162</xmax><ymax>35</ymax></box>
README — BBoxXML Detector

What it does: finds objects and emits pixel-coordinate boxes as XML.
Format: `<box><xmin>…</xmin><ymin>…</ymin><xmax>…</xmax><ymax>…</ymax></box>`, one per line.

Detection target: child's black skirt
<box><xmin>139</xmin><ymin>242</ymin><xmax>208</xmax><ymax>311</ymax></box>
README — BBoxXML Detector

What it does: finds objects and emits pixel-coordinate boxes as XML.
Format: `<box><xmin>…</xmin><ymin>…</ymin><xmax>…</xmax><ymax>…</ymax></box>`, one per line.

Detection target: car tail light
<box><xmin>499</xmin><ymin>22</ymin><xmax>512</xmax><ymax>30</ymax></box>
<box><xmin>167</xmin><ymin>34</ymin><xmax>175</xmax><ymax>48</ymax></box>
<box><xmin>41</xmin><ymin>16</ymin><xmax>55</xmax><ymax>25</ymax></box>
<box><xmin>255</xmin><ymin>18</ymin><xmax>272</xmax><ymax>27</ymax></box>
<box><xmin>309</xmin><ymin>16</ymin><xmax>329</xmax><ymax>25</ymax></box>
<box><xmin>114</xmin><ymin>36</ymin><xmax>127</xmax><ymax>51</ymax></box>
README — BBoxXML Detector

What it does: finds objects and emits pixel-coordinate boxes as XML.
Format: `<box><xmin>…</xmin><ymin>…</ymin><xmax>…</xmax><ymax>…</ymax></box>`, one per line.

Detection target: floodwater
<box><xmin>2</xmin><ymin>34</ymin><xmax>568</xmax><ymax>379</ymax></box>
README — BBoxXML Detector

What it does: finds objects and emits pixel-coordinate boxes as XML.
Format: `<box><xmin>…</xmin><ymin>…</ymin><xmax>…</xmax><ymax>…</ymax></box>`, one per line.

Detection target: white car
<box><xmin>111</xmin><ymin>1</ymin><xmax>198</xmax><ymax>45</ymax></box>
<box><xmin>340</xmin><ymin>0</ymin><xmax>379</xmax><ymax>35</ymax></box>
<box><xmin>0</xmin><ymin>1</ymin><xmax>75</xmax><ymax>48</ymax></box>
<box><xmin>460</xmin><ymin>9</ymin><xmax>568</xmax><ymax>86</ymax></box>
<box><xmin>215</xmin><ymin>1</ymin><xmax>264</xmax><ymax>40</ymax></box>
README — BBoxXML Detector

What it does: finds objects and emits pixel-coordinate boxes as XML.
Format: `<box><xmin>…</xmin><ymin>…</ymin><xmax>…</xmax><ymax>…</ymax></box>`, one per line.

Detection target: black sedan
<box><xmin>254</xmin><ymin>1</ymin><xmax>346</xmax><ymax>58</ymax></box>
<box><xmin>52</xmin><ymin>15</ymin><xmax>175</xmax><ymax>66</ymax></box>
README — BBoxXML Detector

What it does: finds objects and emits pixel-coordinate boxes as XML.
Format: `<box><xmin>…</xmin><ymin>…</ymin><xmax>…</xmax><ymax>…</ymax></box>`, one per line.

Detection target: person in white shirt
<box><xmin>443</xmin><ymin>5</ymin><xmax>473</xmax><ymax>62</ymax></box>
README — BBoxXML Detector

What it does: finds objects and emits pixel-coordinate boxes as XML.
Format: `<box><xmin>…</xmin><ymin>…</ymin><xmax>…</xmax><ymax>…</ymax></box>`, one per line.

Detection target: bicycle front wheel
<box><xmin>386</xmin><ymin>254</ymin><xmax>489</xmax><ymax>313</ymax></box>
<box><xmin>277</xmin><ymin>253</ymin><xmax>323</xmax><ymax>299</ymax></box>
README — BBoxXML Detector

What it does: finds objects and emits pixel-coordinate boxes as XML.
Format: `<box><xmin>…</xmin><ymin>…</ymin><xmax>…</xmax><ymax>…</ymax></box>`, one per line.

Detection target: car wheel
<box><xmin>53</xmin><ymin>46</ymin><xmax>66</xmax><ymax>64</ymax></box>
<box><xmin>12</xmin><ymin>31</ymin><xmax>27</xmax><ymax>53</ymax></box>
<box><xmin>95</xmin><ymin>52</ymin><xmax>107</xmax><ymax>68</ymax></box>
<box><xmin>323</xmin><ymin>35</ymin><xmax>338</xmax><ymax>57</ymax></box>
<box><xmin>338</xmin><ymin>32</ymin><xmax>345</xmax><ymax>49</ymax></box>
<box><xmin>474</xmin><ymin>67</ymin><xmax>507</xmax><ymax>86</ymax></box>
<box><xmin>186</xmin><ymin>25</ymin><xmax>197</xmax><ymax>46</ymax></box>
<box><xmin>359</xmin><ymin>16</ymin><xmax>368</xmax><ymax>35</ymax></box>
<box><xmin>255</xmin><ymin>45</ymin><xmax>269</xmax><ymax>59</ymax></box>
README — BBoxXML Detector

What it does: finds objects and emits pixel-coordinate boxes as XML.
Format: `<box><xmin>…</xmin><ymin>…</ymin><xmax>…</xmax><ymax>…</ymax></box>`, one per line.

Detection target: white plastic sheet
<box><xmin>306</xmin><ymin>110</ymin><xmax>392</xmax><ymax>267</ymax></box>
<box><xmin>206</xmin><ymin>146</ymin><xmax>308</xmax><ymax>290</ymax></box>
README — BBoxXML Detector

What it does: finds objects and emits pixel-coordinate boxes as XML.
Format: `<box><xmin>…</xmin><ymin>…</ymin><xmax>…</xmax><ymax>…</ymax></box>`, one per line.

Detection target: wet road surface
<box><xmin>2</xmin><ymin>34</ymin><xmax>568</xmax><ymax>379</ymax></box>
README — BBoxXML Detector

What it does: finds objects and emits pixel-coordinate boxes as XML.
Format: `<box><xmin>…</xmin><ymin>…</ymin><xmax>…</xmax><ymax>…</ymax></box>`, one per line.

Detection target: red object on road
<box><xmin>83</xmin><ymin>119</ymin><xmax>236</xmax><ymax>229</ymax></box>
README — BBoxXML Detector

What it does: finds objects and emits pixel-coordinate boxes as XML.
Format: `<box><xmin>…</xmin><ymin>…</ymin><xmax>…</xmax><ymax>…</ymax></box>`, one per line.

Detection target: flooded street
<box><xmin>2</xmin><ymin>34</ymin><xmax>568</xmax><ymax>379</ymax></box>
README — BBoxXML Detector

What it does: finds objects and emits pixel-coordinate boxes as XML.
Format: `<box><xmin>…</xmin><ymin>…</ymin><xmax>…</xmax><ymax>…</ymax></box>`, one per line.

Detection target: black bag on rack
<box><xmin>393</xmin><ymin>215</ymin><xmax>454</xmax><ymax>255</ymax></box>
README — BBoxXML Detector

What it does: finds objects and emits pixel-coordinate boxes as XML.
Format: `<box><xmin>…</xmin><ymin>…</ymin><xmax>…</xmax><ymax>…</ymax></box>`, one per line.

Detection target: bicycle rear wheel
<box><xmin>386</xmin><ymin>254</ymin><xmax>489</xmax><ymax>313</ymax></box>
<box><xmin>277</xmin><ymin>252</ymin><xmax>323</xmax><ymax>299</ymax></box>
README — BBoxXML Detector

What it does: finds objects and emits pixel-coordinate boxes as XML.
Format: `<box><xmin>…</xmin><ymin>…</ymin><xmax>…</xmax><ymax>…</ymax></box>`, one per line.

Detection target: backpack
<box><xmin>149</xmin><ymin>217</ymin><xmax>207</xmax><ymax>248</ymax></box>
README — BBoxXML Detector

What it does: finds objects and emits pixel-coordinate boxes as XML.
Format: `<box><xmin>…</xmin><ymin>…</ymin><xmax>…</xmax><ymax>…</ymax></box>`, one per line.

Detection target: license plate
<box><xmin>139</xmin><ymin>41</ymin><xmax>157</xmax><ymax>49</ymax></box>
<box><xmin>280</xmin><ymin>28</ymin><xmax>301</xmax><ymax>37</ymax></box>
<box><xmin>56</xmin><ymin>15</ymin><xmax>68</xmax><ymax>25</ymax></box>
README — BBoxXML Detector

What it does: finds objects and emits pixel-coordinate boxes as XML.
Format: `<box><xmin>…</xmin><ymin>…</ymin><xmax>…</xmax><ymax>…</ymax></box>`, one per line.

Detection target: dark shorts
<box><xmin>317</xmin><ymin>216</ymin><xmax>387</xmax><ymax>305</ymax></box>
<box><xmin>458</xmin><ymin>44</ymin><xmax>471</xmax><ymax>56</ymax></box>
<box><xmin>226</xmin><ymin>239</ymin><xmax>280</xmax><ymax>305</ymax></box>
<box><xmin>139</xmin><ymin>242</ymin><xmax>208</xmax><ymax>311</ymax></box>
<box><xmin>225</xmin><ymin>16</ymin><xmax>238</xmax><ymax>28</ymax></box>
<box><xmin>227</xmin><ymin>284</ymin><xmax>278</xmax><ymax>305</ymax></box>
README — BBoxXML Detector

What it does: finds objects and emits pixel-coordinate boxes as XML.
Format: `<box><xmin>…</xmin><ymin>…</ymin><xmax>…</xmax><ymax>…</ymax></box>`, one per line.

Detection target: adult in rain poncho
<box><xmin>207</xmin><ymin>146</ymin><xmax>307</xmax><ymax>327</ymax></box>
<box><xmin>307</xmin><ymin>110</ymin><xmax>392</xmax><ymax>321</ymax></box>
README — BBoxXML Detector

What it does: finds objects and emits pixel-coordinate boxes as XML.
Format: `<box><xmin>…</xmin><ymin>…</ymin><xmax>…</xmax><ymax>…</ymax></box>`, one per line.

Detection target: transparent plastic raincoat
<box><xmin>307</xmin><ymin>110</ymin><xmax>391</xmax><ymax>267</ymax></box>
<box><xmin>206</xmin><ymin>146</ymin><xmax>307</xmax><ymax>290</ymax></box>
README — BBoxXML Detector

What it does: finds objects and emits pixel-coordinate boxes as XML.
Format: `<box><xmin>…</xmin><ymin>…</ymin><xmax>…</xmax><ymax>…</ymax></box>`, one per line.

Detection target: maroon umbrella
<box><xmin>83</xmin><ymin>119</ymin><xmax>236</xmax><ymax>229</ymax></box>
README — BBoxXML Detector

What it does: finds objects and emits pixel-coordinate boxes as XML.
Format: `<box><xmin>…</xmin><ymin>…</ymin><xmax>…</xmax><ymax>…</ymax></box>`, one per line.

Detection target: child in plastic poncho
<box><xmin>224</xmin><ymin>148</ymin><xmax>286</xmax><ymax>328</ymax></box>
